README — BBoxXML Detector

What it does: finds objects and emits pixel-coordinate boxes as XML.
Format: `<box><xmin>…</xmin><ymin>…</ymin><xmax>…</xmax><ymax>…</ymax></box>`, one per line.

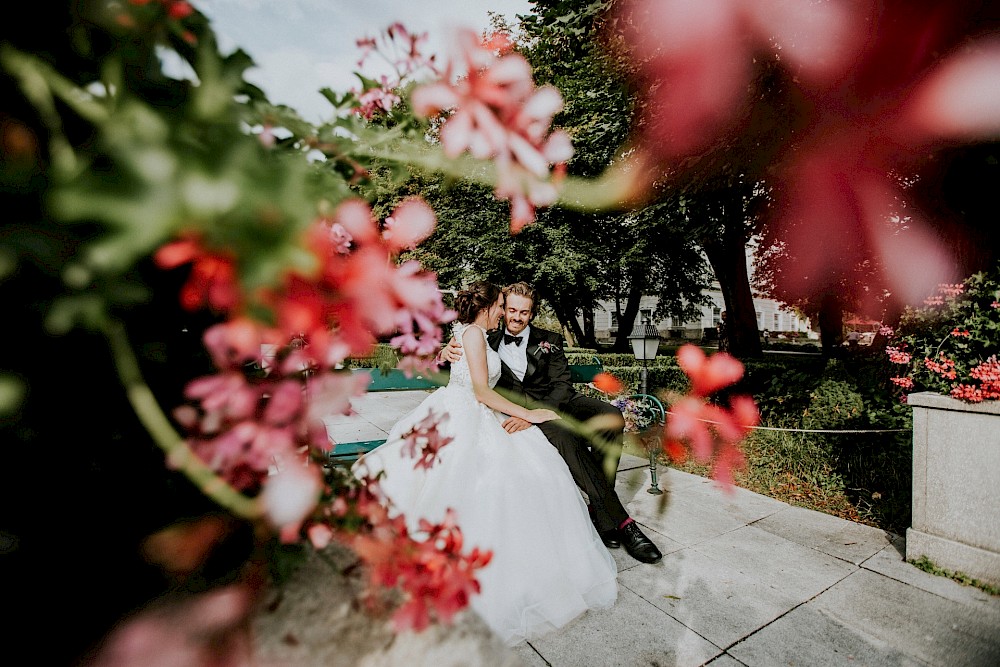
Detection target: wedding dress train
<box><xmin>354</xmin><ymin>323</ymin><xmax>617</xmax><ymax>646</ymax></box>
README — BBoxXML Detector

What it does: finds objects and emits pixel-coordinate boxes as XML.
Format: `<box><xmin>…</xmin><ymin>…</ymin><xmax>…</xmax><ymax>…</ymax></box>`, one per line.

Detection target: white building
<box><xmin>585</xmin><ymin>283</ymin><xmax>817</xmax><ymax>342</ymax></box>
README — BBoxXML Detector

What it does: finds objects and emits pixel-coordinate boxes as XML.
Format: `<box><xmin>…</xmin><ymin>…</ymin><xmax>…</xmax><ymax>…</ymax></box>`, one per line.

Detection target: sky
<box><xmin>199</xmin><ymin>0</ymin><xmax>534</xmax><ymax>122</ymax></box>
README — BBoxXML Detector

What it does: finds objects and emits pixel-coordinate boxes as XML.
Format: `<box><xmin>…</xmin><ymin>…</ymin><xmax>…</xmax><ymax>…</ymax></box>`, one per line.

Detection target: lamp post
<box><xmin>629</xmin><ymin>317</ymin><xmax>663</xmax><ymax>494</ymax></box>
<box><xmin>629</xmin><ymin>316</ymin><xmax>660</xmax><ymax>394</ymax></box>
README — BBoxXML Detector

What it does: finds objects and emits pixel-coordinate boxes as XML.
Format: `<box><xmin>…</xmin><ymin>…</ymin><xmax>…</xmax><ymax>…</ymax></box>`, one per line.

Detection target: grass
<box><xmin>631</xmin><ymin>426</ymin><xmax>912</xmax><ymax>535</ymax></box>
<box><xmin>659</xmin><ymin>429</ymin><xmax>869</xmax><ymax>523</ymax></box>
<box><xmin>908</xmin><ymin>556</ymin><xmax>1000</xmax><ymax>596</ymax></box>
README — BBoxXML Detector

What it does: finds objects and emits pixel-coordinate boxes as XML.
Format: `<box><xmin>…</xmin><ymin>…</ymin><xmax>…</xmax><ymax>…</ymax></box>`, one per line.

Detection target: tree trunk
<box><xmin>552</xmin><ymin>301</ymin><xmax>583</xmax><ymax>347</ymax></box>
<box><xmin>581</xmin><ymin>305</ymin><xmax>597</xmax><ymax>348</ymax></box>
<box><xmin>703</xmin><ymin>224</ymin><xmax>762</xmax><ymax>359</ymax></box>
<box><xmin>817</xmin><ymin>291</ymin><xmax>844</xmax><ymax>356</ymax></box>
<box><xmin>612</xmin><ymin>277</ymin><xmax>644</xmax><ymax>352</ymax></box>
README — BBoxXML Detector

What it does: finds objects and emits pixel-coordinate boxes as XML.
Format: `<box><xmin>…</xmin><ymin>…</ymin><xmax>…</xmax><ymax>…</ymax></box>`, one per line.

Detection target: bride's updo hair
<box><xmin>454</xmin><ymin>280</ymin><xmax>501</xmax><ymax>324</ymax></box>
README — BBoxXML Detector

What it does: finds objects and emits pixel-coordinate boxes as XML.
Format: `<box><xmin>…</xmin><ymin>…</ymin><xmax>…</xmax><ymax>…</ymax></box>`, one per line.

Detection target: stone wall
<box><xmin>906</xmin><ymin>392</ymin><xmax>1000</xmax><ymax>587</ymax></box>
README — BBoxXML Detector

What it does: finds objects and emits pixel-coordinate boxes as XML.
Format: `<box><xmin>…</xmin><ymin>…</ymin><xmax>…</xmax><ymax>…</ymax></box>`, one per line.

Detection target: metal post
<box><xmin>643</xmin><ymin>360</ymin><xmax>663</xmax><ymax>494</ymax></box>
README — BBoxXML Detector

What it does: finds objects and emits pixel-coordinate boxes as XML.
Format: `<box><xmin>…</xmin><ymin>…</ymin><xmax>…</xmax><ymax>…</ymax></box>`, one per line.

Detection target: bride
<box><xmin>354</xmin><ymin>281</ymin><xmax>618</xmax><ymax>646</ymax></box>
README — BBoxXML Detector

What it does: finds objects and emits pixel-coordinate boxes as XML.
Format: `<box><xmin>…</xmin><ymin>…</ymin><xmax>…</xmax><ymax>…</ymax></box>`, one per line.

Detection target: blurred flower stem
<box><xmin>104</xmin><ymin>318</ymin><xmax>262</xmax><ymax>520</ymax></box>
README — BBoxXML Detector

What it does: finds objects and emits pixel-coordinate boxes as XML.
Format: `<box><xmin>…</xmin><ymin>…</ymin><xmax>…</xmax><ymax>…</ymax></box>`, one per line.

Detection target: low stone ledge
<box><xmin>907</xmin><ymin>392</ymin><xmax>1000</xmax><ymax>587</ymax></box>
<box><xmin>251</xmin><ymin>544</ymin><xmax>522</xmax><ymax>666</ymax></box>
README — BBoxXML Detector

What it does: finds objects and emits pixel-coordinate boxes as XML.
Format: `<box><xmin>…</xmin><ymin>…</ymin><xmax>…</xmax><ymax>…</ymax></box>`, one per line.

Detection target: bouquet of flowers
<box><xmin>610</xmin><ymin>394</ymin><xmax>660</xmax><ymax>433</ymax></box>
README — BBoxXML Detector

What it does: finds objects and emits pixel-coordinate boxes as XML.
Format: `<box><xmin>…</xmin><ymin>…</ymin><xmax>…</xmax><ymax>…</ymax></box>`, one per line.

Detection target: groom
<box><xmin>441</xmin><ymin>282</ymin><xmax>662</xmax><ymax>564</ymax></box>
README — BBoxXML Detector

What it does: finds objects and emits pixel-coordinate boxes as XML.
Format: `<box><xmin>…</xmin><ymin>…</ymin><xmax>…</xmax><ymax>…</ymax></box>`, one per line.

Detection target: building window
<box><xmin>756</xmin><ymin>311</ymin><xmax>762</xmax><ymax>328</ymax></box>
<box><xmin>773</xmin><ymin>313</ymin><xmax>779</xmax><ymax>329</ymax></box>
<box><xmin>611</xmin><ymin>313</ymin><xmax>619</xmax><ymax>328</ymax></box>
<box><xmin>640</xmin><ymin>308</ymin><xmax>652</xmax><ymax>322</ymax></box>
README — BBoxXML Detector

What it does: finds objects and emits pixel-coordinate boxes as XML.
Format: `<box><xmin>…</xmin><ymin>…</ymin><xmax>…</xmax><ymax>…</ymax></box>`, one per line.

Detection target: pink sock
<box><xmin>618</xmin><ymin>518</ymin><xmax>634</xmax><ymax>530</ymax></box>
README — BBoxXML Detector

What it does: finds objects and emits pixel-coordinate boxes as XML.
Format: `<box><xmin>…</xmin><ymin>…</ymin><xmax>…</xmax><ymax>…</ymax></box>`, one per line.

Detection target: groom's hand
<box><xmin>439</xmin><ymin>337</ymin><xmax>463</xmax><ymax>364</ymax></box>
<box><xmin>501</xmin><ymin>416</ymin><xmax>532</xmax><ymax>433</ymax></box>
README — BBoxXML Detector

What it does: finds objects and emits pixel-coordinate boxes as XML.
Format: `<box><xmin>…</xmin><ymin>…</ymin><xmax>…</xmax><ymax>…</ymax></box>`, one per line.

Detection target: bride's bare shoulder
<box><xmin>460</xmin><ymin>324</ymin><xmax>488</xmax><ymax>345</ymax></box>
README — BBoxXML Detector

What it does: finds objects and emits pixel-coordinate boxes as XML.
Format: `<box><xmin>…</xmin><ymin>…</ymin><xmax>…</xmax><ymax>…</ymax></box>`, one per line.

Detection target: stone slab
<box><xmin>661</xmin><ymin>467</ymin><xmax>717</xmax><ymax>491</ymax></box>
<box><xmin>625</xmin><ymin>486</ymin><xmax>748</xmax><ymax>547</ymax></box>
<box><xmin>692</xmin><ymin>525</ymin><xmax>855</xmax><ymax>602</ymax></box>
<box><xmin>512</xmin><ymin>643</ymin><xmax>548</xmax><ymax>666</ymax></box>
<box><xmin>615</xmin><ymin>465</ymin><xmax>670</xmax><ymax>508</ymax></box>
<box><xmin>862</xmin><ymin>534</ymin><xmax>1000</xmax><ymax>613</ymax></box>
<box><xmin>727</xmin><ymin>601</ymin><xmax>924</xmax><ymax>667</ymax></box>
<box><xmin>618</xmin><ymin>545</ymin><xmax>803</xmax><ymax>648</ymax></box>
<box><xmin>610</xmin><ymin>523</ymin><xmax>685</xmax><ymax>573</ymax></box>
<box><xmin>528</xmin><ymin>585</ymin><xmax>722</xmax><ymax>667</ymax></box>
<box><xmin>704</xmin><ymin>654</ymin><xmax>748</xmax><ymax>667</ymax></box>
<box><xmin>674</xmin><ymin>476</ymin><xmax>789</xmax><ymax>526</ymax></box>
<box><xmin>813</xmin><ymin>569</ymin><xmax>1000</xmax><ymax>667</ymax></box>
<box><xmin>752</xmin><ymin>505</ymin><xmax>891</xmax><ymax>564</ymax></box>
<box><xmin>618</xmin><ymin>452</ymin><xmax>650</xmax><ymax>471</ymax></box>
<box><xmin>324</xmin><ymin>420</ymin><xmax>389</xmax><ymax>444</ymax></box>
<box><xmin>253</xmin><ymin>546</ymin><xmax>518</xmax><ymax>667</ymax></box>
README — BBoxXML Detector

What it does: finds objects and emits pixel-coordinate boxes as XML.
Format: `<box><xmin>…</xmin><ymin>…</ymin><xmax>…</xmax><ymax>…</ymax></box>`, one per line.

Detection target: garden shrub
<box><xmin>884</xmin><ymin>264</ymin><xmax>1000</xmax><ymax>403</ymax></box>
<box><xmin>802</xmin><ymin>378</ymin><xmax>865</xmax><ymax>431</ymax></box>
<box><xmin>345</xmin><ymin>343</ymin><xmax>401</xmax><ymax>371</ymax></box>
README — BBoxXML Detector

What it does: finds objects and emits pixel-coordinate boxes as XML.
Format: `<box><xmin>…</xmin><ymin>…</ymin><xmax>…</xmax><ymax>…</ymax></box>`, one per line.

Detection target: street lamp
<box><xmin>629</xmin><ymin>316</ymin><xmax>660</xmax><ymax>394</ymax></box>
<box><xmin>629</xmin><ymin>317</ymin><xmax>664</xmax><ymax>495</ymax></box>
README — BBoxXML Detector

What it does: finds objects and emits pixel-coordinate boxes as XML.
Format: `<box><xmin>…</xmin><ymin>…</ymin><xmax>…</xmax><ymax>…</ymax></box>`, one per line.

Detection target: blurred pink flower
<box><xmin>411</xmin><ymin>29</ymin><xmax>572</xmax><ymax>231</ymax></box>
<box><xmin>663</xmin><ymin>346</ymin><xmax>757</xmax><ymax>488</ymax></box>
<box><xmin>261</xmin><ymin>462</ymin><xmax>323</xmax><ymax>542</ymax></box>
<box><xmin>399</xmin><ymin>410</ymin><xmax>454</xmax><ymax>470</ymax></box>
<box><xmin>89</xmin><ymin>585</ymin><xmax>252</xmax><ymax>667</ymax></box>
<box><xmin>676</xmin><ymin>344</ymin><xmax>744</xmax><ymax>396</ymax></box>
<box><xmin>382</xmin><ymin>197</ymin><xmax>437</xmax><ymax>253</ymax></box>
<box><xmin>618</xmin><ymin>0</ymin><xmax>1000</xmax><ymax>312</ymax></box>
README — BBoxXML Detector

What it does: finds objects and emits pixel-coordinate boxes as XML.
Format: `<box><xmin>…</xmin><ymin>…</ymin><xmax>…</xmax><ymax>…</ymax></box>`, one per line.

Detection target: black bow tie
<box><xmin>503</xmin><ymin>333</ymin><xmax>524</xmax><ymax>346</ymax></box>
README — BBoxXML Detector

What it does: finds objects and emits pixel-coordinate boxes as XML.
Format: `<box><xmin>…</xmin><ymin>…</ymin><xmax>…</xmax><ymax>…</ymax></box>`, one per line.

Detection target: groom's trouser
<box><xmin>537</xmin><ymin>394</ymin><xmax>628</xmax><ymax>533</ymax></box>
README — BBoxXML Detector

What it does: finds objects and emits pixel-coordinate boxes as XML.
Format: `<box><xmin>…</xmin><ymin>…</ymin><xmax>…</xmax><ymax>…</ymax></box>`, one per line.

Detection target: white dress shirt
<box><xmin>498</xmin><ymin>325</ymin><xmax>530</xmax><ymax>382</ymax></box>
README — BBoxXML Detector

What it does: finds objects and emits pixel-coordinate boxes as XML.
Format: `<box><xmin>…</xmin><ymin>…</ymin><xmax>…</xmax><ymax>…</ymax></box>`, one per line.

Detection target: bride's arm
<box><xmin>462</xmin><ymin>327</ymin><xmax>557</xmax><ymax>424</ymax></box>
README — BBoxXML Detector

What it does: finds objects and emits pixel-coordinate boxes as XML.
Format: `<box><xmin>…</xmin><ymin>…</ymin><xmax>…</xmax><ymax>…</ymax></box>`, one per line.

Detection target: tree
<box><xmin>517</xmin><ymin>0</ymin><xmax>713</xmax><ymax>349</ymax></box>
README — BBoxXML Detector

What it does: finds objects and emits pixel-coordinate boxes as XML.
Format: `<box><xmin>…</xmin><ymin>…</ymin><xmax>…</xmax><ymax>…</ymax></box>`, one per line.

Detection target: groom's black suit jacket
<box><xmin>488</xmin><ymin>326</ymin><xmax>576</xmax><ymax>410</ymax></box>
<box><xmin>488</xmin><ymin>325</ymin><xmax>629</xmax><ymax>531</ymax></box>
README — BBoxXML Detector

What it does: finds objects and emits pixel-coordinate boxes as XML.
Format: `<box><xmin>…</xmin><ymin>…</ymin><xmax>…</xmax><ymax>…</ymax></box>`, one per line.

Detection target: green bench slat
<box><xmin>355</xmin><ymin>368</ymin><xmax>443</xmax><ymax>391</ymax></box>
<box><xmin>331</xmin><ymin>358</ymin><xmax>606</xmax><ymax>466</ymax></box>
<box><xmin>329</xmin><ymin>439</ymin><xmax>385</xmax><ymax>462</ymax></box>
<box><xmin>568</xmin><ymin>356</ymin><xmax>603</xmax><ymax>384</ymax></box>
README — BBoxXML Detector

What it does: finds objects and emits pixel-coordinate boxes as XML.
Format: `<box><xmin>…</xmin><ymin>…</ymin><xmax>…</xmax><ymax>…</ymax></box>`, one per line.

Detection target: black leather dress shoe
<box><xmin>599</xmin><ymin>529</ymin><xmax>621</xmax><ymax>549</ymax></box>
<box><xmin>619</xmin><ymin>522</ymin><xmax>662</xmax><ymax>564</ymax></box>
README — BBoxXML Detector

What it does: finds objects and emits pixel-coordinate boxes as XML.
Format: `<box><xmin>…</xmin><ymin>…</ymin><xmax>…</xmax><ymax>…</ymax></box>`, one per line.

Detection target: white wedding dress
<box><xmin>354</xmin><ymin>323</ymin><xmax>618</xmax><ymax>646</ymax></box>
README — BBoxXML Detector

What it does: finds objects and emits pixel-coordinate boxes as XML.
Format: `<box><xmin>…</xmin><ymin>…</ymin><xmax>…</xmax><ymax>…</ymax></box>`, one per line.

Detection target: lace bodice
<box><xmin>449</xmin><ymin>323</ymin><xmax>501</xmax><ymax>391</ymax></box>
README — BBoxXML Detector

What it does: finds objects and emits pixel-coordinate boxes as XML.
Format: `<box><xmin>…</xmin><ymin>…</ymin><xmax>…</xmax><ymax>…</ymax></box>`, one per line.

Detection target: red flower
<box><xmin>399</xmin><ymin>410</ymin><xmax>455</xmax><ymax>470</ymax></box>
<box><xmin>617</xmin><ymin>0</ymin><xmax>1000</xmax><ymax>311</ymax></box>
<box><xmin>661</xmin><ymin>346</ymin><xmax>757</xmax><ymax>488</ymax></box>
<box><xmin>154</xmin><ymin>237</ymin><xmax>240</xmax><ymax>313</ymax></box>
<box><xmin>592</xmin><ymin>372</ymin><xmax>624</xmax><ymax>395</ymax></box>
<box><xmin>166</xmin><ymin>0</ymin><xmax>193</xmax><ymax>20</ymax></box>
<box><xmin>676</xmin><ymin>344</ymin><xmax>744</xmax><ymax>397</ymax></box>
<box><xmin>350</xmin><ymin>505</ymin><xmax>492</xmax><ymax>632</ymax></box>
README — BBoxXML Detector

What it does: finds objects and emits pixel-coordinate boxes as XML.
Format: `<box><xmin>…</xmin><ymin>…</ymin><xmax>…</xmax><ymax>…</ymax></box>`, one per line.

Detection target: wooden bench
<box><xmin>328</xmin><ymin>357</ymin><xmax>607</xmax><ymax>465</ymax></box>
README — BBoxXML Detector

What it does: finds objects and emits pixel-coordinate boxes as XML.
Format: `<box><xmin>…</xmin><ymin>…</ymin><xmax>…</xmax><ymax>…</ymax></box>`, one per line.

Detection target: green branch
<box><xmin>364</xmin><ymin>143</ymin><xmax>640</xmax><ymax>213</ymax></box>
<box><xmin>103</xmin><ymin>319</ymin><xmax>262</xmax><ymax>520</ymax></box>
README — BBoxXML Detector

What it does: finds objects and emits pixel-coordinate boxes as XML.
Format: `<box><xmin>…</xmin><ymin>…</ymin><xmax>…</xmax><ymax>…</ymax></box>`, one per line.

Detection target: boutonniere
<box><xmin>537</xmin><ymin>341</ymin><xmax>559</xmax><ymax>354</ymax></box>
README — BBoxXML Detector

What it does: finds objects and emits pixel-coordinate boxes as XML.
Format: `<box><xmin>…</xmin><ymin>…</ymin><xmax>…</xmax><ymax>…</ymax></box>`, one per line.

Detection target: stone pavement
<box><xmin>326</xmin><ymin>390</ymin><xmax>1000</xmax><ymax>667</ymax></box>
